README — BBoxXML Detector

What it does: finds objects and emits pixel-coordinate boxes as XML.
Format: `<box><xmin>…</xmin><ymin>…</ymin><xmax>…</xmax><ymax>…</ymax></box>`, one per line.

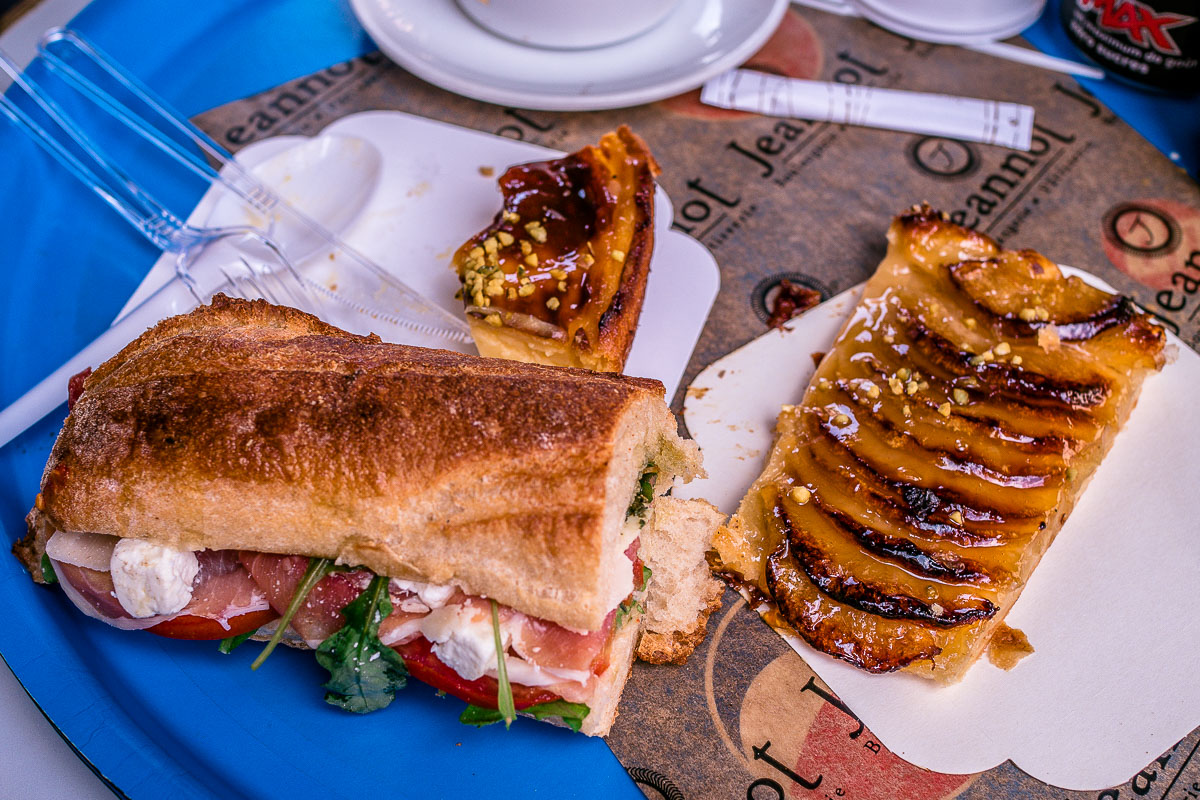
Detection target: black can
<box><xmin>1060</xmin><ymin>0</ymin><xmax>1200</xmax><ymax>94</ymax></box>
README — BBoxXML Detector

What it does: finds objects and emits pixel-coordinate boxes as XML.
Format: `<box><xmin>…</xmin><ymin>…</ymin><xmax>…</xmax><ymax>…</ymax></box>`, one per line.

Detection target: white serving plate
<box><xmin>122</xmin><ymin>110</ymin><xmax>721</xmax><ymax>400</ymax></box>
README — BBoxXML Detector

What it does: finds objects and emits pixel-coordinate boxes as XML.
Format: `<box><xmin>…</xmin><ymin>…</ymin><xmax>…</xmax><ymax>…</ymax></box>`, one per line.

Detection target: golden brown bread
<box><xmin>453</xmin><ymin>126</ymin><xmax>658</xmax><ymax>373</ymax></box>
<box><xmin>714</xmin><ymin>205</ymin><xmax>1166</xmax><ymax>682</ymax></box>
<box><xmin>35</xmin><ymin>295</ymin><xmax>702</xmax><ymax>632</ymax></box>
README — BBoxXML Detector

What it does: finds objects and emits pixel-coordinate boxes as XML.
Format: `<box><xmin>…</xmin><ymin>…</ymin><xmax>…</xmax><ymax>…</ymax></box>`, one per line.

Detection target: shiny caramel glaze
<box><xmin>452</xmin><ymin>126</ymin><xmax>659</xmax><ymax>373</ymax></box>
<box><xmin>715</xmin><ymin>205</ymin><xmax>1166</xmax><ymax>681</ymax></box>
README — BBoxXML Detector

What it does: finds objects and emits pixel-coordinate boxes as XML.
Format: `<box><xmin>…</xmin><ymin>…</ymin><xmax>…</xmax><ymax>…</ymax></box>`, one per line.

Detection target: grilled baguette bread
<box><xmin>18</xmin><ymin>295</ymin><xmax>724</xmax><ymax>734</ymax></box>
<box><xmin>714</xmin><ymin>206</ymin><xmax>1166</xmax><ymax>683</ymax></box>
<box><xmin>452</xmin><ymin>126</ymin><xmax>658</xmax><ymax>373</ymax></box>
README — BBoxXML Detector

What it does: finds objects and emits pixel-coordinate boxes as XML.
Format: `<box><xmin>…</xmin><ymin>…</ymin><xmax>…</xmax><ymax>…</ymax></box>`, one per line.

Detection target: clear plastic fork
<box><xmin>0</xmin><ymin>44</ymin><xmax>459</xmax><ymax>450</ymax></box>
<box><xmin>35</xmin><ymin>28</ymin><xmax>470</xmax><ymax>345</ymax></box>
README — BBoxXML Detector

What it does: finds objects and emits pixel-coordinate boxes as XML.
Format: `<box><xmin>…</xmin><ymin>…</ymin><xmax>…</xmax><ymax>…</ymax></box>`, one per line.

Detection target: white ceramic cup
<box><xmin>454</xmin><ymin>0</ymin><xmax>682</xmax><ymax>50</ymax></box>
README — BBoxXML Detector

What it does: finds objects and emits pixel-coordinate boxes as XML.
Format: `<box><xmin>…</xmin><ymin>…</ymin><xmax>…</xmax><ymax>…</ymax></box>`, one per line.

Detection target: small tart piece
<box><xmin>714</xmin><ymin>205</ymin><xmax>1166</xmax><ymax>683</ymax></box>
<box><xmin>452</xmin><ymin>126</ymin><xmax>659</xmax><ymax>373</ymax></box>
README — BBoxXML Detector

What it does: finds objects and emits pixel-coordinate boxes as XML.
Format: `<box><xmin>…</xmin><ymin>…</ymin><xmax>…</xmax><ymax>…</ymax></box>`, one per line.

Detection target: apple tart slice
<box><xmin>714</xmin><ymin>205</ymin><xmax>1166</xmax><ymax>683</ymax></box>
<box><xmin>452</xmin><ymin>126</ymin><xmax>659</xmax><ymax>373</ymax></box>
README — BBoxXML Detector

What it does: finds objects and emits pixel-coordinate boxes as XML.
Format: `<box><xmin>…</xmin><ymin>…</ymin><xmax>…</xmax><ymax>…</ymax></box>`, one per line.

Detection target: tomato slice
<box><xmin>393</xmin><ymin>637</ymin><xmax>560</xmax><ymax>710</ymax></box>
<box><xmin>147</xmin><ymin>608</ymin><xmax>279</xmax><ymax>640</ymax></box>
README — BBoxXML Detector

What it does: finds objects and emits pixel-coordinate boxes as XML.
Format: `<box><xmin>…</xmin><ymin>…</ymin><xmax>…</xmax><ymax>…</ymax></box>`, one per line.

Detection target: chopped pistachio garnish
<box><xmin>896</xmin><ymin>367</ymin><xmax>911</xmax><ymax>381</ymax></box>
<box><xmin>497</xmin><ymin>231</ymin><xmax>515</xmax><ymax>247</ymax></box>
<box><xmin>549</xmin><ymin>268</ymin><xmax>567</xmax><ymax>280</ymax></box>
<box><xmin>902</xmin><ymin>404</ymin><xmax>912</xmax><ymax>418</ymax></box>
<box><xmin>517</xmin><ymin>283</ymin><xmax>535</xmax><ymax>297</ymax></box>
<box><xmin>546</xmin><ymin>297</ymin><xmax>560</xmax><ymax>311</ymax></box>
<box><xmin>994</xmin><ymin>341</ymin><xmax>1011</xmax><ymax>356</ymax></box>
<box><xmin>581</xmin><ymin>253</ymin><xmax>595</xmax><ymax>267</ymax></box>
<box><xmin>1012</xmin><ymin>355</ymin><xmax>1023</xmax><ymax>366</ymax></box>
<box><xmin>1018</xmin><ymin>307</ymin><xmax>1037</xmax><ymax>322</ymax></box>
<box><xmin>483</xmin><ymin>237</ymin><xmax>499</xmax><ymax>254</ymax></box>
<box><xmin>484</xmin><ymin>313</ymin><xmax>503</xmax><ymax>327</ymax></box>
<box><xmin>864</xmin><ymin>381</ymin><xmax>880</xmax><ymax>399</ymax></box>
<box><xmin>502</xmin><ymin>210</ymin><xmax>520</xmax><ymax>223</ymax></box>
<box><xmin>469</xmin><ymin>246</ymin><xmax>485</xmax><ymax>260</ymax></box>
<box><xmin>949</xmin><ymin>510</ymin><xmax>964</xmax><ymax>526</ymax></box>
<box><xmin>611</xmin><ymin>249</ymin><xmax>626</xmax><ymax>263</ymax></box>
<box><xmin>1065</xmin><ymin>467</ymin><xmax>1078</xmax><ymax>481</ymax></box>
<box><xmin>937</xmin><ymin>402</ymin><xmax>952</xmax><ymax>417</ymax></box>
<box><xmin>790</xmin><ymin>486</ymin><xmax>812</xmax><ymax>505</ymax></box>
<box><xmin>952</xmin><ymin>388</ymin><xmax>969</xmax><ymax>405</ymax></box>
<box><xmin>1035</xmin><ymin>306</ymin><xmax>1049</xmax><ymax>321</ymax></box>
<box><xmin>524</xmin><ymin>221</ymin><xmax>548</xmax><ymax>243</ymax></box>
<box><xmin>965</xmin><ymin>318</ymin><xmax>977</xmax><ymax>329</ymax></box>
<box><xmin>557</xmin><ymin>280</ymin><xmax>568</xmax><ymax>292</ymax></box>
<box><xmin>506</xmin><ymin>287</ymin><xmax>517</xmax><ymax>301</ymax></box>
<box><xmin>833</xmin><ymin>413</ymin><xmax>851</xmax><ymax>426</ymax></box>
<box><xmin>520</xmin><ymin>240</ymin><xmax>533</xmax><ymax>256</ymax></box>
<box><xmin>889</xmin><ymin>377</ymin><xmax>904</xmax><ymax>395</ymax></box>
<box><xmin>905</xmin><ymin>381</ymin><xmax>918</xmax><ymax>396</ymax></box>
<box><xmin>524</xmin><ymin>254</ymin><xmax>538</xmax><ymax>268</ymax></box>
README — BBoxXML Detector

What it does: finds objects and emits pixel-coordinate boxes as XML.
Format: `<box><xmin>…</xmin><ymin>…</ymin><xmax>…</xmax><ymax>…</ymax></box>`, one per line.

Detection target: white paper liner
<box><xmin>120</xmin><ymin>111</ymin><xmax>721</xmax><ymax>399</ymax></box>
<box><xmin>678</xmin><ymin>271</ymin><xmax>1200</xmax><ymax>789</ymax></box>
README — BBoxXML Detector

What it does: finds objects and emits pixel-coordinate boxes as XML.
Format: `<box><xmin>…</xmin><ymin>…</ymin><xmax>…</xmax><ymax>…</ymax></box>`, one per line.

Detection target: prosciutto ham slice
<box><xmin>52</xmin><ymin>548</ymin><xmax>273</xmax><ymax>635</ymax></box>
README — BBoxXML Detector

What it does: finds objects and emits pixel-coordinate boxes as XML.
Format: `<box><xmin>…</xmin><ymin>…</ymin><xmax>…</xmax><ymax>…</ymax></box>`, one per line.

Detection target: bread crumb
<box><xmin>987</xmin><ymin>624</ymin><xmax>1034</xmax><ymax>670</ymax></box>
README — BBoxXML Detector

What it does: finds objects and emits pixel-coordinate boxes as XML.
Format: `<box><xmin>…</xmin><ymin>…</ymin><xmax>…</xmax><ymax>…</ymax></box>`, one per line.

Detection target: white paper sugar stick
<box><xmin>700</xmin><ymin>69</ymin><xmax>1035</xmax><ymax>151</ymax></box>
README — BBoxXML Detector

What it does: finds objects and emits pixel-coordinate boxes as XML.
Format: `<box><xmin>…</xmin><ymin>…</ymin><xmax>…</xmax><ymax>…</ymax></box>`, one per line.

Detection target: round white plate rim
<box><xmin>349</xmin><ymin>0</ymin><xmax>789</xmax><ymax>110</ymax></box>
<box><xmin>847</xmin><ymin>0</ymin><xmax>1045</xmax><ymax>43</ymax></box>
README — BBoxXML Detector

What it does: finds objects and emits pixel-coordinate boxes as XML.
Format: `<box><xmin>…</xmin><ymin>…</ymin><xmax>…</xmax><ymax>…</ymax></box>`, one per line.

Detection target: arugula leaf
<box><xmin>40</xmin><ymin>553</ymin><xmax>58</xmax><ymax>585</ymax></box>
<box><xmin>459</xmin><ymin>700</ymin><xmax>591</xmax><ymax>732</ymax></box>
<box><xmin>614</xmin><ymin>597</ymin><xmax>644</xmax><ymax>631</ymax></box>
<box><xmin>490</xmin><ymin>599</ymin><xmax>516</xmax><ymax>728</ymax></box>
<box><xmin>251</xmin><ymin>557</ymin><xmax>332</xmax><ymax>671</ymax></box>
<box><xmin>218</xmin><ymin>629</ymin><xmax>258</xmax><ymax>654</ymax></box>
<box><xmin>316</xmin><ymin>574</ymin><xmax>408</xmax><ymax>713</ymax></box>
<box><xmin>625</xmin><ymin>463</ymin><xmax>658</xmax><ymax>523</ymax></box>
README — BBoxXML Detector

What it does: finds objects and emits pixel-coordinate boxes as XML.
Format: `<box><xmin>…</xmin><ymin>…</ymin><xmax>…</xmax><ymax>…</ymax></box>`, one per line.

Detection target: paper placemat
<box><xmin>185</xmin><ymin>4</ymin><xmax>1200</xmax><ymax>797</ymax></box>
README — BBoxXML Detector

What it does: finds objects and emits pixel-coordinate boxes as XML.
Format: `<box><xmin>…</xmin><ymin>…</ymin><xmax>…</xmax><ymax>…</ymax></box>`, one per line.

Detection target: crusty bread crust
<box><xmin>36</xmin><ymin>295</ymin><xmax>701</xmax><ymax>631</ymax></box>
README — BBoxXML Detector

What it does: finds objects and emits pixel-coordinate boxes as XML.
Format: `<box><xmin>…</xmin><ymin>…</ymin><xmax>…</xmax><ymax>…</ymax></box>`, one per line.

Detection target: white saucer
<box><xmin>349</xmin><ymin>0</ymin><xmax>788</xmax><ymax>111</ymax></box>
<box><xmin>846</xmin><ymin>0</ymin><xmax>1046</xmax><ymax>44</ymax></box>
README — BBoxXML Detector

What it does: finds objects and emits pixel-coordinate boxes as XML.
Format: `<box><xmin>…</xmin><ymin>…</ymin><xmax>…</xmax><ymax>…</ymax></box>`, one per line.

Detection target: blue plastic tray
<box><xmin>0</xmin><ymin>1</ymin><xmax>640</xmax><ymax>797</ymax></box>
